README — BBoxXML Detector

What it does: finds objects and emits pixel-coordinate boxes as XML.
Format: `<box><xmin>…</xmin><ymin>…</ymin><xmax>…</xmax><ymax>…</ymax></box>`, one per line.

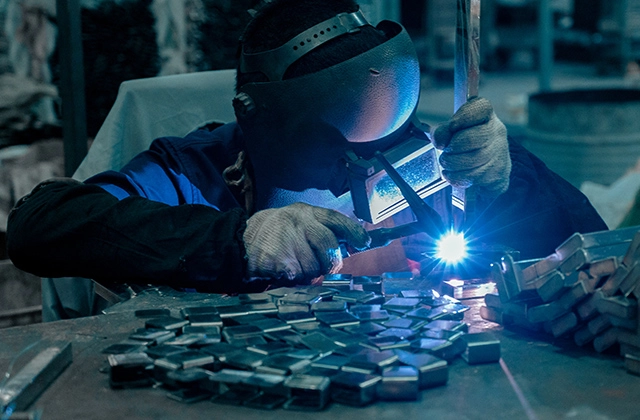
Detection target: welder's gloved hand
<box><xmin>430</xmin><ymin>97</ymin><xmax>511</xmax><ymax>198</ymax></box>
<box><xmin>243</xmin><ymin>203</ymin><xmax>370</xmax><ymax>283</ymax></box>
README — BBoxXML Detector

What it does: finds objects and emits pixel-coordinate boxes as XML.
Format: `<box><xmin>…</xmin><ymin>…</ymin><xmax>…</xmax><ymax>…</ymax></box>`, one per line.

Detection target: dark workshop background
<box><xmin>0</xmin><ymin>0</ymin><xmax>639</xmax><ymax>328</ymax></box>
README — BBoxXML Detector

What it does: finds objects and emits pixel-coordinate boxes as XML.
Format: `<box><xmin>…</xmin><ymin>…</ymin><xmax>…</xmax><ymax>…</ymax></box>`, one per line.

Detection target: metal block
<box><xmin>426</xmin><ymin>303</ymin><xmax>470</xmax><ymax>321</ymax></box>
<box><xmin>278</xmin><ymin>292</ymin><xmax>322</xmax><ymax>306</ymax></box>
<box><xmin>383</xmin><ymin>317</ymin><xmax>426</xmax><ymax>330</ymax></box>
<box><xmin>600</xmin><ymin>265</ymin><xmax>630</xmax><ymax>297</ymax></box>
<box><xmin>301</xmin><ymin>285</ymin><xmax>339</xmax><ymax>299</ymax></box>
<box><xmin>557</xmin><ymin>281</ymin><xmax>589</xmax><ymax>311</ymax></box>
<box><xmin>579</xmin><ymin>271</ymin><xmax>599</xmax><ymax>294</ymax></box>
<box><xmin>440</xmin><ymin>279</ymin><xmax>466</xmax><ymax>298</ymax></box>
<box><xmin>527</xmin><ymin>301</ymin><xmax>566</xmax><ymax>324</ymax></box>
<box><xmin>624</xmin><ymin>353</ymin><xmax>640</xmax><ymax>376</ymax></box>
<box><xmin>164</xmin><ymin>333</ymin><xmax>207</xmax><ymax>347</ymax></box>
<box><xmin>245</xmin><ymin>302</ymin><xmax>279</xmax><ymax>316</ymax></box>
<box><xmin>314</xmin><ymin>311</ymin><xmax>360</xmax><ymax>328</ymax></box>
<box><xmin>299</xmin><ymin>332</ymin><xmax>341</xmax><ymax>354</ymax></box>
<box><xmin>223</xmin><ymin>349</ymin><xmax>265</xmax><ymax>370</ymax></box>
<box><xmin>377</xmin><ymin>366</ymin><xmax>419</xmax><ymax>401</ymax></box>
<box><xmin>559</xmin><ymin>243</ymin><xmax>631</xmax><ymax>276</ymax></box>
<box><xmin>618</xmin><ymin>261</ymin><xmax>640</xmax><ymax>297</ymax></box>
<box><xmin>243</xmin><ymin>372</ymin><xmax>287</xmax><ymax>396</ymax></box>
<box><xmin>333</xmin><ymin>290</ymin><xmax>376</xmax><ymax>304</ymax></box>
<box><xmin>377</xmin><ymin>328</ymin><xmax>418</xmax><ymax>341</ymax></box>
<box><xmin>257</xmin><ymin>355</ymin><xmax>311</xmax><ymax>375</ymax></box>
<box><xmin>479</xmin><ymin>305</ymin><xmax>507</xmax><ymax>325</ymax></box>
<box><xmin>225</xmin><ymin>335</ymin><xmax>267</xmax><ymax>347</ymax></box>
<box><xmin>212</xmin><ymin>387</ymin><xmax>260</xmax><ymax>406</ymax></box>
<box><xmin>484</xmin><ymin>293</ymin><xmax>502</xmax><ymax>309</ymax></box>
<box><xmin>253</xmin><ymin>318</ymin><xmax>291</xmax><ymax>333</ymax></box>
<box><xmin>401</xmin><ymin>289</ymin><xmax>441</xmax><ymax>304</ymax></box>
<box><xmin>362</xmin><ymin>335</ymin><xmax>411</xmax><ymax>351</ymax></box>
<box><xmin>343</xmin><ymin>322</ymin><xmax>387</xmax><ymax>336</ymax></box>
<box><xmin>154</xmin><ymin>350</ymin><xmax>215</xmax><ymax>371</ymax></box>
<box><xmin>523</xmin><ymin>254</ymin><xmax>562</xmax><ymax>281</ymax></box>
<box><xmin>311</xmin><ymin>301</ymin><xmax>347</xmax><ymax>312</ymax></box>
<box><xmin>207</xmin><ymin>368</ymin><xmax>254</xmax><ymax>387</ymax></box>
<box><xmin>222</xmin><ymin>324</ymin><xmax>263</xmax><ymax>341</ymax></box>
<box><xmin>188</xmin><ymin>313</ymin><xmax>223</xmax><ymax>328</ymax></box>
<box><xmin>394</xmin><ymin>350</ymin><xmax>447</xmax><ymax>389</ymax></box>
<box><xmin>595</xmin><ymin>292</ymin><xmax>638</xmax><ymax>319</ymax></box>
<box><xmin>108</xmin><ymin>352</ymin><xmax>154</xmax><ymax>388</ymax></box>
<box><xmin>620</xmin><ymin>343</ymin><xmax>640</xmax><ymax>358</ymax></box>
<box><xmin>310</xmin><ymin>354</ymin><xmax>350</xmax><ymax>370</ymax></box>
<box><xmin>576</xmin><ymin>295</ymin><xmax>599</xmax><ymax>321</ymax></box>
<box><xmin>549</xmin><ymin>312</ymin><xmax>578</xmax><ymax>338</ymax></box>
<box><xmin>344</xmin><ymin>350</ymin><xmax>398</xmax><ymax>373</ymax></box>
<box><xmin>277</xmin><ymin>306</ymin><xmax>316</xmax><ymax>324</ymax></box>
<box><xmin>286</xmin><ymin>349</ymin><xmax>322</xmax><ymax>360</ymax></box>
<box><xmin>593</xmin><ymin>328</ymin><xmax>621</xmax><ymax>353</ymax></box>
<box><xmin>163</xmin><ymin>367</ymin><xmax>209</xmax><ymax>389</ymax></box>
<box><xmin>144</xmin><ymin>316</ymin><xmax>189</xmax><ymax>331</ymax></box>
<box><xmin>321</xmin><ymin>328</ymin><xmax>364</xmax><ymax>346</ymax></box>
<box><xmin>555</xmin><ymin>226</ymin><xmax>640</xmax><ymax>260</ymax></box>
<box><xmin>533</xmin><ymin>270</ymin><xmax>566</xmax><ymax>302</ymax></box>
<box><xmin>266</xmin><ymin>287</ymin><xmax>298</xmax><ymax>298</ymax></box>
<box><xmin>291</xmin><ymin>321</ymin><xmax>323</xmax><ymax>333</ymax></box>
<box><xmin>383</xmin><ymin>297</ymin><xmax>422</xmax><ymax>311</ymax></box>
<box><xmin>574</xmin><ymin>326</ymin><xmax>595</xmax><ymax>346</ymax></box>
<box><xmin>588</xmin><ymin>257</ymin><xmax>619</xmax><ymax>279</ymax></box>
<box><xmin>623</xmin><ymin>230</ymin><xmax>640</xmax><ymax>268</ymax></box>
<box><xmin>180</xmin><ymin>306</ymin><xmax>219</xmax><ymax>319</ymax></box>
<box><xmin>461</xmin><ymin>332</ymin><xmax>500</xmax><ymax>364</ymax></box>
<box><xmin>588</xmin><ymin>315</ymin><xmax>612</xmax><ymax>335</ymax></box>
<box><xmin>322</xmin><ymin>273</ymin><xmax>353</xmax><ymax>291</ymax></box>
<box><xmin>333</xmin><ymin>344</ymin><xmax>369</xmax><ymax>357</ymax></box>
<box><xmin>330</xmin><ymin>372</ymin><xmax>381</xmax><ymax>406</ymax></box>
<box><xmin>283</xmin><ymin>375</ymin><xmax>331</xmax><ymax>411</ymax></box>
<box><xmin>129</xmin><ymin>328</ymin><xmax>176</xmax><ymax>345</ymax></box>
<box><xmin>198</xmin><ymin>342</ymin><xmax>238</xmax><ymax>362</ymax></box>
<box><xmin>607</xmin><ymin>314</ymin><xmax>638</xmax><ymax>330</ymax></box>
<box><xmin>405</xmin><ymin>306</ymin><xmax>436</xmax><ymax>321</ymax></box>
<box><xmin>352</xmin><ymin>275</ymin><xmax>384</xmax><ymax>294</ymax></box>
<box><xmin>519</xmin><ymin>257</ymin><xmax>547</xmax><ymax>282</ymax></box>
<box><xmin>353</xmin><ymin>310</ymin><xmax>390</xmax><ymax>322</ymax></box>
<box><xmin>247</xmin><ymin>341</ymin><xmax>293</xmax><ymax>356</ymax></box>
<box><xmin>217</xmin><ymin>305</ymin><xmax>251</xmax><ymax>318</ymax></box>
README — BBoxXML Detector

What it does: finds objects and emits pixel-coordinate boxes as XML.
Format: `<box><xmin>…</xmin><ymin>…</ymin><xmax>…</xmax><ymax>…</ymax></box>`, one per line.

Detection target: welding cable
<box><xmin>499</xmin><ymin>358</ymin><xmax>539</xmax><ymax>420</ymax></box>
<box><xmin>0</xmin><ymin>339</ymin><xmax>42</xmax><ymax>417</ymax></box>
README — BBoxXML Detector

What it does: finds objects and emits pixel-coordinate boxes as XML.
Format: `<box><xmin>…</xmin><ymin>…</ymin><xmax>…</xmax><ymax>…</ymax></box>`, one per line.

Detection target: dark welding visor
<box><xmin>234</xmin><ymin>12</ymin><xmax>421</xmax><ymax>145</ymax></box>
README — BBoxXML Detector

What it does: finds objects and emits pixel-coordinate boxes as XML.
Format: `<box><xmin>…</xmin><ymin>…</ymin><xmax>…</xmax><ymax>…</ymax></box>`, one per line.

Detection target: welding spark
<box><xmin>436</xmin><ymin>231</ymin><xmax>467</xmax><ymax>263</ymax></box>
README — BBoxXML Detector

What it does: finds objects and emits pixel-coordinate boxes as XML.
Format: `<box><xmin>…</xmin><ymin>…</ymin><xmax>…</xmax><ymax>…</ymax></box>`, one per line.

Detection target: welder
<box><xmin>6</xmin><ymin>0</ymin><xmax>605</xmax><ymax>317</ymax></box>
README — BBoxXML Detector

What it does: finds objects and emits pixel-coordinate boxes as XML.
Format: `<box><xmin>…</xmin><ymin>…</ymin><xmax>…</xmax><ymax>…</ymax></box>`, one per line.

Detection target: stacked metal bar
<box><xmin>481</xmin><ymin>226</ymin><xmax>640</xmax><ymax>375</ymax></box>
<box><xmin>101</xmin><ymin>275</ymin><xmax>500</xmax><ymax>410</ymax></box>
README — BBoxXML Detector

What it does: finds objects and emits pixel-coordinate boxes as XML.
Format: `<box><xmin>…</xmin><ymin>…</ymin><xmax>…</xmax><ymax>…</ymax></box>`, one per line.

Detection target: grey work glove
<box><xmin>430</xmin><ymin>97</ymin><xmax>511</xmax><ymax>198</ymax></box>
<box><xmin>243</xmin><ymin>202</ymin><xmax>370</xmax><ymax>283</ymax></box>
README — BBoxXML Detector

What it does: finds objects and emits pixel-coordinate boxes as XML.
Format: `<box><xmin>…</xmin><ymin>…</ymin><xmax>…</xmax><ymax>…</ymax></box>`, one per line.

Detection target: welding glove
<box><xmin>430</xmin><ymin>97</ymin><xmax>511</xmax><ymax>198</ymax></box>
<box><xmin>243</xmin><ymin>202</ymin><xmax>370</xmax><ymax>283</ymax></box>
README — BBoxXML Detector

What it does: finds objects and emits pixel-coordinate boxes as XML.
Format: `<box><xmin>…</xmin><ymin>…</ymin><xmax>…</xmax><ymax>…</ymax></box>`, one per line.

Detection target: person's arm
<box><xmin>470</xmin><ymin>139</ymin><xmax>608</xmax><ymax>259</ymax></box>
<box><xmin>6</xmin><ymin>178</ymin><xmax>251</xmax><ymax>292</ymax></box>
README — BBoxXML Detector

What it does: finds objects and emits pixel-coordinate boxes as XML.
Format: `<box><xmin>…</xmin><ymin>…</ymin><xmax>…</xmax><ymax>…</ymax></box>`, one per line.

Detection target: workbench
<box><xmin>1</xmin><ymin>286</ymin><xmax>639</xmax><ymax>420</ymax></box>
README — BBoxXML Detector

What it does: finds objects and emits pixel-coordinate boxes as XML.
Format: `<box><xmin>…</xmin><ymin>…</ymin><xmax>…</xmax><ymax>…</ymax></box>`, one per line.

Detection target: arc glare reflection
<box><xmin>435</xmin><ymin>231</ymin><xmax>468</xmax><ymax>264</ymax></box>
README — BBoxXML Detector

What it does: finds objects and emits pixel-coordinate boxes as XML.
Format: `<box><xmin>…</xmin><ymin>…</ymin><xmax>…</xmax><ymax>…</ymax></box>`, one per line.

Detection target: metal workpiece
<box><xmin>144</xmin><ymin>316</ymin><xmax>189</xmax><ymax>331</ymax></box>
<box><xmin>163</xmin><ymin>367</ymin><xmax>209</xmax><ymax>389</ymax></box>
<box><xmin>129</xmin><ymin>328</ymin><xmax>176</xmax><ymax>345</ymax></box>
<box><xmin>574</xmin><ymin>326</ymin><xmax>596</xmax><ymax>347</ymax></box>
<box><xmin>333</xmin><ymin>290</ymin><xmax>377</xmax><ymax>304</ymax></box>
<box><xmin>555</xmin><ymin>226</ymin><xmax>640</xmax><ymax>261</ymax></box>
<box><xmin>576</xmin><ymin>294</ymin><xmax>599</xmax><ymax>321</ymax></box>
<box><xmin>298</xmin><ymin>331</ymin><xmax>341</xmax><ymax>354</ymax></box>
<box><xmin>245</xmin><ymin>302</ymin><xmax>279</xmax><ymax>316</ymax></box>
<box><xmin>522</xmin><ymin>254</ymin><xmax>562</xmax><ymax>283</ymax></box>
<box><xmin>283</xmin><ymin>374</ymin><xmax>331</xmax><ymax>411</ymax></box>
<box><xmin>222</xmin><ymin>349</ymin><xmax>266</xmax><ymax>370</ymax></box>
<box><xmin>593</xmin><ymin>328</ymin><xmax>621</xmax><ymax>353</ymax></box>
<box><xmin>479</xmin><ymin>305</ymin><xmax>507</xmax><ymax>325</ymax></box>
<box><xmin>425</xmin><ymin>320</ymin><xmax>469</xmax><ymax>335</ymax></box>
<box><xmin>533</xmin><ymin>269</ymin><xmax>566</xmax><ymax>302</ymax></box>
<box><xmin>526</xmin><ymin>301</ymin><xmax>565</xmax><ymax>324</ymax></box>
<box><xmin>383</xmin><ymin>297</ymin><xmax>422</xmax><ymax>311</ymax></box>
<box><xmin>363</xmin><ymin>335</ymin><xmax>412</xmax><ymax>351</ymax></box>
<box><xmin>588</xmin><ymin>315</ymin><xmax>612</xmax><ymax>336</ymax></box>
<box><xmin>382</xmin><ymin>317</ymin><xmax>426</xmax><ymax>331</ymax></box>
<box><xmin>394</xmin><ymin>350</ymin><xmax>448</xmax><ymax>389</ymax></box>
<box><xmin>484</xmin><ymin>292</ymin><xmax>502</xmax><ymax>309</ymax></box>
<box><xmin>594</xmin><ymin>292</ymin><xmax>638</xmax><ymax>319</ymax></box>
<box><xmin>330</xmin><ymin>371</ymin><xmax>381</xmax><ymax>406</ymax></box>
<box><xmin>620</xmin><ymin>343</ymin><xmax>640</xmax><ymax>359</ymax></box>
<box><xmin>461</xmin><ymin>332</ymin><xmax>501</xmax><ymax>364</ymax></box>
<box><xmin>377</xmin><ymin>327</ymin><xmax>419</xmax><ymax>342</ymax></box>
<box><xmin>243</xmin><ymin>372</ymin><xmax>288</xmax><ymax>395</ymax></box>
<box><xmin>286</xmin><ymin>348</ymin><xmax>322</xmax><ymax>360</ymax></box>
<box><xmin>345</xmin><ymin>350</ymin><xmax>399</xmax><ymax>373</ymax></box>
<box><xmin>252</xmin><ymin>317</ymin><xmax>291</xmax><ymax>333</ymax></box>
<box><xmin>405</xmin><ymin>306</ymin><xmax>437</xmax><ymax>321</ymax></box>
<box><xmin>221</xmin><ymin>324</ymin><xmax>262</xmax><ymax>341</ymax></box>
<box><xmin>353</xmin><ymin>309</ymin><xmax>390</xmax><ymax>322</ymax></box>
<box><xmin>256</xmin><ymin>355</ymin><xmax>311</xmax><ymax>376</ymax></box>
<box><xmin>198</xmin><ymin>342</ymin><xmax>238</xmax><ymax>362</ymax></box>
<box><xmin>180</xmin><ymin>306</ymin><xmax>219</xmax><ymax>319</ymax></box>
<box><xmin>588</xmin><ymin>257</ymin><xmax>619</xmax><ymax>279</ymax></box>
<box><xmin>559</xmin><ymin>243</ymin><xmax>632</xmax><ymax>276</ymax></box>
<box><xmin>618</xmin><ymin>262</ymin><xmax>640</xmax><ymax>297</ymax></box>
<box><xmin>343</xmin><ymin>321</ymin><xmax>387</xmax><ymax>336</ymax></box>
<box><xmin>217</xmin><ymin>305</ymin><xmax>253</xmax><ymax>318</ymax></box>
<box><xmin>623</xmin><ymin>230</ymin><xmax>640</xmax><ymax>268</ymax></box>
<box><xmin>266</xmin><ymin>287</ymin><xmax>298</xmax><ymax>299</ymax></box>
<box><xmin>321</xmin><ymin>274</ymin><xmax>353</xmax><ymax>291</ymax></box>
<box><xmin>311</xmin><ymin>300</ymin><xmax>347</xmax><ymax>312</ymax></box>
<box><xmin>238</xmin><ymin>292</ymin><xmax>271</xmax><ymax>303</ymax></box>
<box><xmin>600</xmin><ymin>265</ymin><xmax>631</xmax><ymax>297</ymax></box>
<box><xmin>278</xmin><ymin>292</ymin><xmax>321</xmax><ymax>306</ymax></box>
<box><xmin>377</xmin><ymin>366</ymin><xmax>420</xmax><ymax>401</ymax></box>
<box><xmin>108</xmin><ymin>352</ymin><xmax>154</xmax><ymax>388</ymax></box>
<box><xmin>310</xmin><ymin>354</ymin><xmax>350</xmax><ymax>370</ymax></box>
<box><xmin>557</xmin><ymin>281</ymin><xmax>590</xmax><ymax>311</ymax></box>
<box><xmin>549</xmin><ymin>312</ymin><xmax>578</xmax><ymax>338</ymax></box>
<box><xmin>314</xmin><ymin>311</ymin><xmax>360</xmax><ymax>328</ymax></box>
<box><xmin>208</xmin><ymin>368</ymin><xmax>254</xmax><ymax>387</ymax></box>
<box><xmin>606</xmin><ymin>314</ymin><xmax>638</xmax><ymax>331</ymax></box>
<box><xmin>247</xmin><ymin>341</ymin><xmax>293</xmax><ymax>356</ymax></box>
<box><xmin>164</xmin><ymin>333</ymin><xmax>207</xmax><ymax>347</ymax></box>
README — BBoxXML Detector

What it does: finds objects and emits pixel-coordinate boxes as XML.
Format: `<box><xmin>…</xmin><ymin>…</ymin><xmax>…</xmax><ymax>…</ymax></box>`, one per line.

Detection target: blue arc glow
<box><xmin>436</xmin><ymin>231</ymin><xmax>467</xmax><ymax>263</ymax></box>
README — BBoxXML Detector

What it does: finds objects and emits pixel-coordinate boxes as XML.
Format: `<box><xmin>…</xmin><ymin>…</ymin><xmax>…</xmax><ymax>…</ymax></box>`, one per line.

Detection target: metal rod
<box><xmin>56</xmin><ymin>0</ymin><xmax>88</xmax><ymax>177</ymax></box>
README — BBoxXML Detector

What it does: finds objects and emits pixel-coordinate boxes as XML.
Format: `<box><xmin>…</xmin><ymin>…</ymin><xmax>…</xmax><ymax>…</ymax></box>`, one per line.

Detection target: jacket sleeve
<box><xmin>6</xmin><ymin>179</ymin><xmax>253</xmax><ymax>293</ymax></box>
<box><xmin>468</xmin><ymin>139</ymin><xmax>608</xmax><ymax>260</ymax></box>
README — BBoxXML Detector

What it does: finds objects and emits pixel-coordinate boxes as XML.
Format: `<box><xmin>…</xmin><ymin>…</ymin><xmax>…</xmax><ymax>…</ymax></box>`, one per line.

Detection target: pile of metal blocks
<box><xmin>481</xmin><ymin>226</ymin><xmax>640</xmax><ymax>375</ymax></box>
<box><xmin>103</xmin><ymin>274</ymin><xmax>500</xmax><ymax>410</ymax></box>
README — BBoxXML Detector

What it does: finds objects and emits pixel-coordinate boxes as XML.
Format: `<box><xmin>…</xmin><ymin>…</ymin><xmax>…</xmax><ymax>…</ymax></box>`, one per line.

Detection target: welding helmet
<box><xmin>235</xmin><ymin>9</ymin><xmax>448</xmax><ymax>223</ymax></box>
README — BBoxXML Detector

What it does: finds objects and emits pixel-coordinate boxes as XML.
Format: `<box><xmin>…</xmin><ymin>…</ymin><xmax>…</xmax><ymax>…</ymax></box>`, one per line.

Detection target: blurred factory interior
<box><xmin>0</xmin><ymin>0</ymin><xmax>639</xmax><ymax>328</ymax></box>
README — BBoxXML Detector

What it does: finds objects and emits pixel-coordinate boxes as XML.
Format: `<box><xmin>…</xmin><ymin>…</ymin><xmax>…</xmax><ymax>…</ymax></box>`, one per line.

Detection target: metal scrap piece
<box><xmin>377</xmin><ymin>366</ymin><xmax>419</xmax><ymax>401</ymax></box>
<box><xmin>461</xmin><ymin>332</ymin><xmax>500</xmax><ymax>364</ymax></box>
